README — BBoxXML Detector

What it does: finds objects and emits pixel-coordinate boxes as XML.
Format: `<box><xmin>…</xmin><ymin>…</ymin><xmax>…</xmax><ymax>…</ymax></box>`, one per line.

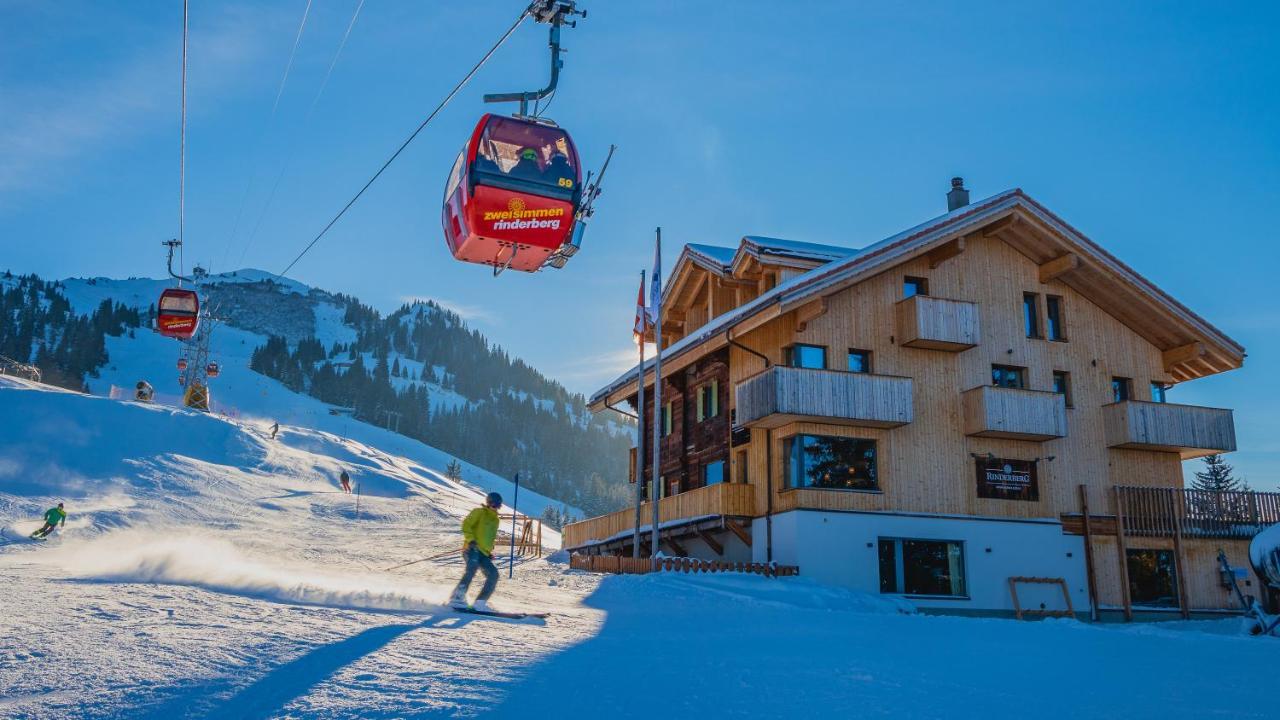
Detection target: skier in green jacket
<box><xmin>449</xmin><ymin>492</ymin><xmax>503</xmax><ymax>611</ymax></box>
<box><xmin>31</xmin><ymin>503</ymin><xmax>66</xmax><ymax>539</ymax></box>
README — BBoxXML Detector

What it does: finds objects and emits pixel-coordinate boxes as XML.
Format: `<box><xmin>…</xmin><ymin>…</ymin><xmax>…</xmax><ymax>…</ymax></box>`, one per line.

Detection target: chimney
<box><xmin>947</xmin><ymin>177</ymin><xmax>969</xmax><ymax>212</ymax></box>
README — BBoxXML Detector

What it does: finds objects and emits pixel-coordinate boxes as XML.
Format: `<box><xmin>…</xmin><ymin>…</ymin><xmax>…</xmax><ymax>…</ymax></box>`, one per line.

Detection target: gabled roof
<box><xmin>589</xmin><ymin>189</ymin><xmax>1245</xmax><ymax>410</ymax></box>
<box><xmin>731</xmin><ymin>236</ymin><xmax>857</xmax><ymax>272</ymax></box>
<box><xmin>684</xmin><ymin>243</ymin><xmax>736</xmax><ymax>271</ymax></box>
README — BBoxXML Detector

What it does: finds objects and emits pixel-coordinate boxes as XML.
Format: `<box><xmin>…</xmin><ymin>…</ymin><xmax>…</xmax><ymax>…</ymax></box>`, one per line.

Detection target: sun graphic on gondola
<box><xmin>507</xmin><ymin>198</ymin><xmax>526</xmax><ymax>214</ymax></box>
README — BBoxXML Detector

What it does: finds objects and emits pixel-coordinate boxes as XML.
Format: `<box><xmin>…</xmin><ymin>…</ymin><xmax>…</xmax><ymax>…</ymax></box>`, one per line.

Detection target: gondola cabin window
<box><xmin>473</xmin><ymin>116</ymin><xmax>577</xmax><ymax>197</ymax></box>
<box><xmin>784</xmin><ymin>434</ymin><xmax>877</xmax><ymax>491</ymax></box>
<box><xmin>1126</xmin><ymin>549</ymin><xmax>1180</xmax><ymax>608</ymax></box>
<box><xmin>878</xmin><ymin>538</ymin><xmax>967</xmax><ymax>597</ymax></box>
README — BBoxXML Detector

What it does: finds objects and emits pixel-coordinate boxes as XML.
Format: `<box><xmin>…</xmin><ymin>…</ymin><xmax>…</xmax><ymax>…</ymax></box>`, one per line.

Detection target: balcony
<box><xmin>1103</xmin><ymin>401</ymin><xmax>1236</xmax><ymax>459</ymax></box>
<box><xmin>734</xmin><ymin>366</ymin><xmax>913</xmax><ymax>429</ymax></box>
<box><xmin>896</xmin><ymin>295</ymin><xmax>980</xmax><ymax>351</ymax></box>
<box><xmin>962</xmin><ymin>385</ymin><xmax>1067</xmax><ymax>441</ymax></box>
<box><xmin>562</xmin><ymin>482</ymin><xmax>757</xmax><ymax>551</ymax></box>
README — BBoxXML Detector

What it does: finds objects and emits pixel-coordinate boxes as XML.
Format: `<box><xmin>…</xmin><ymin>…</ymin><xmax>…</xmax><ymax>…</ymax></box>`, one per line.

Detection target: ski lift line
<box><xmin>277</xmin><ymin>5</ymin><xmax>532</xmax><ymax>278</ymax></box>
<box><xmin>236</xmin><ymin>0</ymin><xmax>368</xmax><ymax>269</ymax></box>
<box><xmin>272</xmin><ymin>0</ymin><xmax>315</xmax><ymax>116</ymax></box>
<box><xmin>178</xmin><ymin>0</ymin><xmax>189</xmax><ymax>280</ymax></box>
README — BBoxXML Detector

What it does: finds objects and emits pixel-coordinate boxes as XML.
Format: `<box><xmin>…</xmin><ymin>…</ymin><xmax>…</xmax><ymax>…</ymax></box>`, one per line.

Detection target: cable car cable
<box><xmin>272</xmin><ymin>0</ymin><xmax>315</xmax><ymax>115</ymax></box>
<box><xmin>236</xmin><ymin>0</ymin><xmax>367</xmax><ymax>268</ymax></box>
<box><xmin>278</xmin><ymin>5</ymin><xmax>531</xmax><ymax>278</ymax></box>
<box><xmin>178</xmin><ymin>0</ymin><xmax>189</xmax><ymax>281</ymax></box>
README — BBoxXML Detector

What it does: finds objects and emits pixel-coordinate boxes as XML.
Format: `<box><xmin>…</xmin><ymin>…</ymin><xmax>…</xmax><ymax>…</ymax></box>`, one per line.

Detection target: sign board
<box><xmin>975</xmin><ymin>458</ymin><xmax>1039</xmax><ymax>501</ymax></box>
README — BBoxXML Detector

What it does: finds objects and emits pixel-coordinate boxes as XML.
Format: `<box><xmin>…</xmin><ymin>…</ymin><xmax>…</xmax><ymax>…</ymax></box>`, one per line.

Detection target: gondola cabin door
<box><xmin>442</xmin><ymin>114</ymin><xmax>581</xmax><ymax>272</ymax></box>
<box><xmin>157</xmin><ymin>288</ymin><xmax>200</xmax><ymax>340</ymax></box>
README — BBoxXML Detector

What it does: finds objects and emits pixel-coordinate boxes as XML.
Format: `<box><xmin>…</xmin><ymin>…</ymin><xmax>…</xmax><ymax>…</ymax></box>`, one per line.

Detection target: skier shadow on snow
<box><xmin>136</xmin><ymin>613</ymin><xmax>478</xmax><ymax>719</ymax></box>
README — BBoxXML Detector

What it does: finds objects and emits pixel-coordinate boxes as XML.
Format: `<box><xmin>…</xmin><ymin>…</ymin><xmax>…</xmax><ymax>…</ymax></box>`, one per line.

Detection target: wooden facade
<box><xmin>573</xmin><ymin>190</ymin><xmax>1252</xmax><ymax>616</ymax></box>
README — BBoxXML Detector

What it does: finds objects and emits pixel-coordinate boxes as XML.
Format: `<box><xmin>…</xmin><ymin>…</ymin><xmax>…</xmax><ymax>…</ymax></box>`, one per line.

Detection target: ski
<box><xmin>449</xmin><ymin>605</ymin><xmax>548</xmax><ymax>619</ymax></box>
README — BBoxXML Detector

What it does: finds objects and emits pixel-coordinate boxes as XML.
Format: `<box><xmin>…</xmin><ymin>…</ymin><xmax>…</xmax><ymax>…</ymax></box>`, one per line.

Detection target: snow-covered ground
<box><xmin>2</xmin><ymin>373</ymin><xmax>1277</xmax><ymax>718</ymax></box>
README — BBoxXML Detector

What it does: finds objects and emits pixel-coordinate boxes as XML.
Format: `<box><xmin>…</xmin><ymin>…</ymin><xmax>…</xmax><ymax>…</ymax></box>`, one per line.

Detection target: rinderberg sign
<box><xmin>975</xmin><ymin>458</ymin><xmax>1039</xmax><ymax>501</ymax></box>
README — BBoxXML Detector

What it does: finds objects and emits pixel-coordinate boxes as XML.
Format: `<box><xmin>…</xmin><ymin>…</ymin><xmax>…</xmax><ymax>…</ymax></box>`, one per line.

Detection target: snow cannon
<box><xmin>1249</xmin><ymin>523</ymin><xmax>1280</xmax><ymax>589</ymax></box>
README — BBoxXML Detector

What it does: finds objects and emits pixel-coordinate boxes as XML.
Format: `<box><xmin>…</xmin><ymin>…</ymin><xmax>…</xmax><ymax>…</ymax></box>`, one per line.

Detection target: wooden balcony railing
<box><xmin>562</xmin><ymin>482</ymin><xmax>757</xmax><ymax>550</ymax></box>
<box><xmin>1103</xmin><ymin>400</ymin><xmax>1236</xmax><ymax>459</ymax></box>
<box><xmin>962</xmin><ymin>385</ymin><xmax>1068</xmax><ymax>441</ymax></box>
<box><xmin>1116</xmin><ymin>486</ymin><xmax>1280</xmax><ymax>540</ymax></box>
<box><xmin>896</xmin><ymin>295</ymin><xmax>980</xmax><ymax>351</ymax></box>
<box><xmin>734</xmin><ymin>366</ymin><xmax>913</xmax><ymax>429</ymax></box>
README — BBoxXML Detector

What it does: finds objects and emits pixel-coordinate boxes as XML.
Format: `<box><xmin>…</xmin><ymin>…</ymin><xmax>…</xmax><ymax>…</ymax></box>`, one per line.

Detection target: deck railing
<box><xmin>562</xmin><ymin>482</ymin><xmax>756</xmax><ymax>550</ymax></box>
<box><xmin>734</xmin><ymin>366</ymin><xmax>913</xmax><ymax>429</ymax></box>
<box><xmin>570</xmin><ymin>553</ymin><xmax>798</xmax><ymax>577</ymax></box>
<box><xmin>1116</xmin><ymin>486</ymin><xmax>1280</xmax><ymax>539</ymax></box>
<box><xmin>1103</xmin><ymin>401</ymin><xmax>1236</xmax><ymax>459</ymax></box>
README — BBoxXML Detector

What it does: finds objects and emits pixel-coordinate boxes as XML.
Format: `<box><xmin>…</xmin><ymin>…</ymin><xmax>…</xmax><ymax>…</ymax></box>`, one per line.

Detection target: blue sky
<box><xmin>2</xmin><ymin>1</ymin><xmax>1277</xmax><ymax>486</ymax></box>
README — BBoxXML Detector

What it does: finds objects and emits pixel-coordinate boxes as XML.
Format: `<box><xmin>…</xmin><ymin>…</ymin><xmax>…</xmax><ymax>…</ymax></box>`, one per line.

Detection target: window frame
<box><xmin>784</xmin><ymin>343</ymin><xmax>828</xmax><ymax>370</ymax></box>
<box><xmin>1052</xmin><ymin>370</ymin><xmax>1073</xmax><ymax>408</ymax></box>
<box><xmin>1023</xmin><ymin>292</ymin><xmax>1041</xmax><ymax>339</ymax></box>
<box><xmin>1126</xmin><ymin>548</ymin><xmax>1180</xmax><ymax>608</ymax></box>
<box><xmin>1046</xmin><ymin>295</ymin><xmax>1066</xmax><ymax>341</ymax></box>
<box><xmin>661</xmin><ymin>401</ymin><xmax>674</xmax><ymax>437</ymax></box>
<box><xmin>703</xmin><ymin>460</ymin><xmax>725</xmax><ymax>486</ymax></box>
<box><xmin>878</xmin><ymin>537</ymin><xmax>969</xmax><ymax>599</ymax></box>
<box><xmin>1150</xmin><ymin>382</ymin><xmax>1168</xmax><ymax>404</ymax></box>
<box><xmin>696</xmin><ymin>380</ymin><xmax>721</xmax><ymax>422</ymax></box>
<box><xmin>783</xmin><ymin>433</ymin><xmax>879</xmax><ymax>492</ymax></box>
<box><xmin>991</xmin><ymin>364</ymin><xmax>1027</xmax><ymax>389</ymax></box>
<box><xmin>847</xmin><ymin>348</ymin><xmax>872</xmax><ymax>374</ymax></box>
<box><xmin>903</xmin><ymin>276</ymin><xmax>929</xmax><ymax>298</ymax></box>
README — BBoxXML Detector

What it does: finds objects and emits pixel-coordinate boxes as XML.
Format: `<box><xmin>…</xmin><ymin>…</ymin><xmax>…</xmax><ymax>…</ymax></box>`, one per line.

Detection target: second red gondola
<box><xmin>157</xmin><ymin>288</ymin><xmax>200</xmax><ymax>340</ymax></box>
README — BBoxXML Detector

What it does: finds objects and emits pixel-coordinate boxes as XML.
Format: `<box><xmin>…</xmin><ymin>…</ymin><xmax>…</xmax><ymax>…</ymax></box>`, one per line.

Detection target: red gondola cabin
<box><xmin>442</xmin><ymin>114</ymin><xmax>581</xmax><ymax>272</ymax></box>
<box><xmin>157</xmin><ymin>289</ymin><xmax>200</xmax><ymax>340</ymax></box>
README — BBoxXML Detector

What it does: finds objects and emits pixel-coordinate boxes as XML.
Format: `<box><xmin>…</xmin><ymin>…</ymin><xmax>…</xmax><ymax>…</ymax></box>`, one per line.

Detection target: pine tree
<box><xmin>1192</xmin><ymin>454</ymin><xmax>1248</xmax><ymax>493</ymax></box>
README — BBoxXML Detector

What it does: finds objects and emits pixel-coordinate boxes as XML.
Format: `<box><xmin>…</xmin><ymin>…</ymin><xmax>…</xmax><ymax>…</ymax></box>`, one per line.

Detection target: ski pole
<box><xmin>355</xmin><ymin>483</ymin><xmax>361</xmax><ymax>519</ymax></box>
<box><xmin>506</xmin><ymin>475</ymin><xmax>519</xmax><ymax>577</ymax></box>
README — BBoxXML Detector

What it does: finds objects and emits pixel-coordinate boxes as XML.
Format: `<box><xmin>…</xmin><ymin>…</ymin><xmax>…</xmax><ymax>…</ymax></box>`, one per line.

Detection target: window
<box><xmin>879</xmin><ymin>538</ymin><xmax>967</xmax><ymax>597</ymax></box>
<box><xmin>1150</xmin><ymin>382</ymin><xmax>1168</xmax><ymax>403</ymax></box>
<box><xmin>784</xmin><ymin>434</ymin><xmax>877</xmax><ymax>490</ymax></box>
<box><xmin>703</xmin><ymin>460</ymin><xmax>725</xmax><ymax>486</ymax></box>
<box><xmin>1126</xmin><ymin>549</ymin><xmax>1179</xmax><ymax>608</ymax></box>
<box><xmin>661</xmin><ymin>401</ymin><xmax>673</xmax><ymax>437</ymax></box>
<box><xmin>735</xmin><ymin>449</ymin><xmax>749</xmax><ymax>484</ymax></box>
<box><xmin>472</xmin><ymin>116</ymin><xmax>576</xmax><ymax>200</ymax></box>
<box><xmin>1052</xmin><ymin>371</ymin><xmax>1073</xmax><ymax>407</ymax></box>
<box><xmin>696</xmin><ymin>381</ymin><xmax>720</xmax><ymax>422</ymax></box>
<box><xmin>1112</xmin><ymin>377</ymin><xmax>1132</xmax><ymax>402</ymax></box>
<box><xmin>1046</xmin><ymin>296</ymin><xmax>1065</xmax><ymax>341</ymax></box>
<box><xmin>785</xmin><ymin>344</ymin><xmax>827</xmax><ymax>369</ymax></box>
<box><xmin>443</xmin><ymin>146</ymin><xmax>466</xmax><ymax>201</ymax></box>
<box><xmin>1023</xmin><ymin>293</ymin><xmax>1041</xmax><ymax>338</ymax></box>
<box><xmin>991</xmin><ymin>364</ymin><xmax>1027</xmax><ymax>389</ymax></box>
<box><xmin>903</xmin><ymin>276</ymin><xmax>929</xmax><ymax>298</ymax></box>
<box><xmin>847</xmin><ymin>349</ymin><xmax>872</xmax><ymax>374</ymax></box>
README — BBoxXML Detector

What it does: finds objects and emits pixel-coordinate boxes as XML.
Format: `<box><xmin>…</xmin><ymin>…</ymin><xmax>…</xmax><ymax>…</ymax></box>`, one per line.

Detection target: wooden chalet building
<box><xmin>565</xmin><ymin>180</ymin><xmax>1276</xmax><ymax>619</ymax></box>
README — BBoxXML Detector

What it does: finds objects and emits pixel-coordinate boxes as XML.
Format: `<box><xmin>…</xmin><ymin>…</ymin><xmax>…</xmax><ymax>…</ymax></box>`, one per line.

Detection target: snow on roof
<box><xmin>591</xmin><ymin>190</ymin><xmax>1023</xmax><ymax>407</ymax></box>
<box><xmin>739</xmin><ymin>235</ymin><xmax>858</xmax><ymax>263</ymax></box>
<box><xmin>684</xmin><ymin>243</ymin><xmax>736</xmax><ymax>269</ymax></box>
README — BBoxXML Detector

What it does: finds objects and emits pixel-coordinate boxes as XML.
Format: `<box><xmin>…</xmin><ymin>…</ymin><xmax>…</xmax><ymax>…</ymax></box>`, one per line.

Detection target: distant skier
<box><xmin>30</xmin><ymin>503</ymin><xmax>66</xmax><ymax>540</ymax></box>
<box><xmin>269</xmin><ymin>422</ymin><xmax>279</xmax><ymax>440</ymax></box>
<box><xmin>449</xmin><ymin>492</ymin><xmax>503</xmax><ymax>611</ymax></box>
<box><xmin>339</xmin><ymin>469</ymin><xmax>352</xmax><ymax>493</ymax></box>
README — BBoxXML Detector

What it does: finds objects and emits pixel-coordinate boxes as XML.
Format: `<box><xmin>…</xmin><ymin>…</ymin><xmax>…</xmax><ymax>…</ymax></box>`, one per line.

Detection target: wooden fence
<box><xmin>562</xmin><ymin>482</ymin><xmax>756</xmax><ymax>550</ymax></box>
<box><xmin>570</xmin><ymin>553</ymin><xmax>799</xmax><ymax>577</ymax></box>
<box><xmin>1116</xmin><ymin>486</ymin><xmax>1280</xmax><ymax>540</ymax></box>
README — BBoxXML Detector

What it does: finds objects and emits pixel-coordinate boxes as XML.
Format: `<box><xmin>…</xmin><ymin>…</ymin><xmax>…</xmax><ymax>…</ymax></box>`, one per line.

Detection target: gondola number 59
<box><xmin>558</xmin><ymin>178</ymin><xmax>574</xmax><ymax>188</ymax></box>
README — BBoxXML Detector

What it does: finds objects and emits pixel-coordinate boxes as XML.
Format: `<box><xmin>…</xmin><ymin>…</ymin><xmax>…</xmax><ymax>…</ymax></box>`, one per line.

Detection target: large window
<box><xmin>903</xmin><ymin>276</ymin><xmax>929</xmax><ymax>298</ymax></box>
<box><xmin>784</xmin><ymin>434</ymin><xmax>877</xmax><ymax>490</ymax></box>
<box><xmin>661</xmin><ymin>401</ymin><xmax>673</xmax><ymax>437</ymax></box>
<box><xmin>879</xmin><ymin>538</ymin><xmax>968</xmax><ymax>597</ymax></box>
<box><xmin>696</xmin><ymin>381</ymin><xmax>720</xmax><ymax>422</ymax></box>
<box><xmin>1126</xmin><ymin>549</ymin><xmax>1179</xmax><ymax>608</ymax></box>
<box><xmin>1112</xmin><ymin>376</ymin><xmax>1132</xmax><ymax>402</ymax></box>
<box><xmin>703</xmin><ymin>460</ymin><xmax>725</xmax><ymax>486</ymax></box>
<box><xmin>847</xmin><ymin>349</ymin><xmax>872</xmax><ymax>374</ymax></box>
<box><xmin>1023</xmin><ymin>293</ymin><xmax>1041</xmax><ymax>338</ymax></box>
<box><xmin>473</xmin><ymin>116</ymin><xmax>577</xmax><ymax>198</ymax></box>
<box><xmin>785</xmin><ymin>344</ymin><xmax>827</xmax><ymax>369</ymax></box>
<box><xmin>991</xmin><ymin>364</ymin><xmax>1027</xmax><ymax>389</ymax></box>
<box><xmin>1046</xmin><ymin>296</ymin><xmax>1065</xmax><ymax>341</ymax></box>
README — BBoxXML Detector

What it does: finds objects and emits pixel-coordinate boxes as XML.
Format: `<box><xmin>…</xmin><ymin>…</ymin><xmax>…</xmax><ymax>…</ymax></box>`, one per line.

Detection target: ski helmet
<box><xmin>485</xmin><ymin>492</ymin><xmax>503</xmax><ymax>508</ymax></box>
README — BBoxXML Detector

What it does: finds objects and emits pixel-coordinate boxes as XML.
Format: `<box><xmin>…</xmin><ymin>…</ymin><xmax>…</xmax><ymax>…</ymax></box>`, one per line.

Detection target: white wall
<box><xmin>752</xmin><ymin>510</ymin><xmax>1088</xmax><ymax>613</ymax></box>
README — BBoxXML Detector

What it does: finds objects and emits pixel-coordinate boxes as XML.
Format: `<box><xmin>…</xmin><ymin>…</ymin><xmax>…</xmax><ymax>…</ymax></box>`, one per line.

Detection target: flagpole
<box><xmin>633</xmin><ymin>270</ymin><xmax>645</xmax><ymax>558</ymax></box>
<box><xmin>650</xmin><ymin>227</ymin><xmax>663</xmax><ymax>563</ymax></box>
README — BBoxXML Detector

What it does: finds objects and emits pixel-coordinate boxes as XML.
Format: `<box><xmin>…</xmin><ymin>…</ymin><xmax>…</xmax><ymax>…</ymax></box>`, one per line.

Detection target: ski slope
<box><xmin>1</xmin><ymin>376</ymin><xmax>1277</xmax><ymax>717</ymax></box>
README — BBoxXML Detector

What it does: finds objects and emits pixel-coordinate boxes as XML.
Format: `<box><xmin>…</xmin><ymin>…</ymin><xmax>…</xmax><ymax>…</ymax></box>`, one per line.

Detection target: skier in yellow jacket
<box><xmin>449</xmin><ymin>492</ymin><xmax>503</xmax><ymax>611</ymax></box>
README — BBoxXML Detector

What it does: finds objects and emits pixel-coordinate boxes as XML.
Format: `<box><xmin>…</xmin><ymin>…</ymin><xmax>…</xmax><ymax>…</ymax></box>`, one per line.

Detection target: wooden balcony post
<box><xmin>1079</xmin><ymin>484</ymin><xmax>1100</xmax><ymax>622</ymax></box>
<box><xmin>1170</xmin><ymin>489</ymin><xmax>1191</xmax><ymax>619</ymax></box>
<box><xmin>1113</xmin><ymin>486</ymin><xmax>1133</xmax><ymax>622</ymax></box>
